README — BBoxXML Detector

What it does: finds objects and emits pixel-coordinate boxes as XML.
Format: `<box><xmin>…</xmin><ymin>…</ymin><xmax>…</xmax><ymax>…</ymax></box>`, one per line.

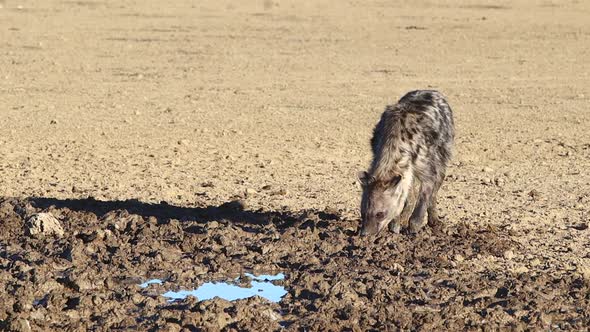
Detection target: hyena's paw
<box><xmin>409</xmin><ymin>217</ymin><xmax>427</xmax><ymax>233</ymax></box>
<box><xmin>428</xmin><ymin>213</ymin><xmax>446</xmax><ymax>235</ymax></box>
<box><xmin>398</xmin><ymin>213</ymin><xmax>412</xmax><ymax>230</ymax></box>
<box><xmin>427</xmin><ymin>212</ymin><xmax>440</xmax><ymax>227</ymax></box>
<box><xmin>389</xmin><ymin>221</ymin><xmax>401</xmax><ymax>234</ymax></box>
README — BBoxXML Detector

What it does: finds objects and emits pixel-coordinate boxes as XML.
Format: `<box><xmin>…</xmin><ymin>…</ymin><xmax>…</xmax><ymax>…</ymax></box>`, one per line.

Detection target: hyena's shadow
<box><xmin>28</xmin><ymin>196</ymin><xmax>341</xmax><ymax>232</ymax></box>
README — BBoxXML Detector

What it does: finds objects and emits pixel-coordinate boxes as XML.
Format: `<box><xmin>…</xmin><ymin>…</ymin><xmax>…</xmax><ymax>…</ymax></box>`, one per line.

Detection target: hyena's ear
<box><xmin>357</xmin><ymin>171</ymin><xmax>373</xmax><ymax>186</ymax></box>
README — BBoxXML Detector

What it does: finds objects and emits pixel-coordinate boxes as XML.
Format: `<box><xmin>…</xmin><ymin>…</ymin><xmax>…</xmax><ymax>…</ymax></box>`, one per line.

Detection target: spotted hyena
<box><xmin>358</xmin><ymin>90</ymin><xmax>454</xmax><ymax>236</ymax></box>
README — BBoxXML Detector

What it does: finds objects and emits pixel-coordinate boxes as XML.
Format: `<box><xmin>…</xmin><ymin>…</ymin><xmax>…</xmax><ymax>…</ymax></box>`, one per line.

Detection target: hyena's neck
<box><xmin>369</xmin><ymin>142</ymin><xmax>413</xmax><ymax>182</ymax></box>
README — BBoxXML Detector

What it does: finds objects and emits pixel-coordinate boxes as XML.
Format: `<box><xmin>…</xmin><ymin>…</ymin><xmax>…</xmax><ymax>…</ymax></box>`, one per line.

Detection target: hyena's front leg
<box><xmin>409</xmin><ymin>182</ymin><xmax>434</xmax><ymax>233</ymax></box>
<box><xmin>389</xmin><ymin>183</ymin><xmax>417</xmax><ymax>233</ymax></box>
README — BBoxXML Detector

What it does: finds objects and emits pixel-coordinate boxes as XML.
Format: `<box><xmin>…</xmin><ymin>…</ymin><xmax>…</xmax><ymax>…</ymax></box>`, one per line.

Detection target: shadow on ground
<box><xmin>28</xmin><ymin>196</ymin><xmax>342</xmax><ymax>231</ymax></box>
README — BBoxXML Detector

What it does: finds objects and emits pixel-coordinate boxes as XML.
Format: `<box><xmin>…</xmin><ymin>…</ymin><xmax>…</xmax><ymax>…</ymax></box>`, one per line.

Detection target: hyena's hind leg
<box><xmin>388</xmin><ymin>185</ymin><xmax>417</xmax><ymax>234</ymax></box>
<box><xmin>427</xmin><ymin>171</ymin><xmax>446</xmax><ymax>228</ymax></box>
<box><xmin>408</xmin><ymin>180</ymin><xmax>437</xmax><ymax>233</ymax></box>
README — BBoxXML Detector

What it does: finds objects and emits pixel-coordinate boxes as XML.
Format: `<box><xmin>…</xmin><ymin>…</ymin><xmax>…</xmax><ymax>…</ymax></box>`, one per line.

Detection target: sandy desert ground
<box><xmin>0</xmin><ymin>0</ymin><xmax>589</xmax><ymax>330</ymax></box>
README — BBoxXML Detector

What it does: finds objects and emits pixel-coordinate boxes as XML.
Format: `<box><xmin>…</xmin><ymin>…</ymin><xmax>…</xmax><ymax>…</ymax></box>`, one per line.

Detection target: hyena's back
<box><xmin>370</xmin><ymin>90</ymin><xmax>454</xmax><ymax>182</ymax></box>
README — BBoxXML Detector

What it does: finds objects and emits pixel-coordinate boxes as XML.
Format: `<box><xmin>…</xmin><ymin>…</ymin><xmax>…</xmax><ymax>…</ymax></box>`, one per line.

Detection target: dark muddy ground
<box><xmin>1</xmin><ymin>196</ymin><xmax>588</xmax><ymax>331</ymax></box>
<box><xmin>2</xmin><ymin>0</ymin><xmax>590</xmax><ymax>331</ymax></box>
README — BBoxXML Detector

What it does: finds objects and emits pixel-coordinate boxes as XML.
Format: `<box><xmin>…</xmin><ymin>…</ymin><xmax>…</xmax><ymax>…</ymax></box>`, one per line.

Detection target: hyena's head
<box><xmin>358</xmin><ymin>170</ymin><xmax>410</xmax><ymax>236</ymax></box>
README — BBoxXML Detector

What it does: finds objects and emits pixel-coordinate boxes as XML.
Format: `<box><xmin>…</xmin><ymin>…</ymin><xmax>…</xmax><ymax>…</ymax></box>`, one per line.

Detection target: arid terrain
<box><xmin>1</xmin><ymin>0</ymin><xmax>589</xmax><ymax>330</ymax></box>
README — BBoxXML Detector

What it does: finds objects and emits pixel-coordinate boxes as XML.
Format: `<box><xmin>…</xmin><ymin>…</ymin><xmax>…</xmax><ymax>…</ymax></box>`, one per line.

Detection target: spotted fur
<box><xmin>359</xmin><ymin>90</ymin><xmax>454</xmax><ymax>235</ymax></box>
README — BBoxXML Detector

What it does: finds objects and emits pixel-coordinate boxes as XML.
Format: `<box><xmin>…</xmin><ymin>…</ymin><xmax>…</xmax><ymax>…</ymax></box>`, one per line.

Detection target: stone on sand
<box><xmin>26</xmin><ymin>213</ymin><xmax>64</xmax><ymax>237</ymax></box>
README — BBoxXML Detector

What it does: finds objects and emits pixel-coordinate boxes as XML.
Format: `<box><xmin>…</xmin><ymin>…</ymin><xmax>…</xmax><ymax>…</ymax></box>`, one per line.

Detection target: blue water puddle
<box><xmin>140</xmin><ymin>279</ymin><xmax>163</xmax><ymax>288</ymax></box>
<box><xmin>140</xmin><ymin>273</ymin><xmax>287</xmax><ymax>303</ymax></box>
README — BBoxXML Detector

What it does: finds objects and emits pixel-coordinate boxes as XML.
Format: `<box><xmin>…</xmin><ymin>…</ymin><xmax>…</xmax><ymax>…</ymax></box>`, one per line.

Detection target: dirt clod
<box><xmin>25</xmin><ymin>213</ymin><xmax>64</xmax><ymax>237</ymax></box>
<box><xmin>504</xmin><ymin>250</ymin><xmax>515</xmax><ymax>260</ymax></box>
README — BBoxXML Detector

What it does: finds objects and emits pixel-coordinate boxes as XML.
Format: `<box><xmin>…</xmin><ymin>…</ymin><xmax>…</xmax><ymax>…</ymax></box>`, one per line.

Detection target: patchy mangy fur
<box><xmin>359</xmin><ymin>90</ymin><xmax>454</xmax><ymax>235</ymax></box>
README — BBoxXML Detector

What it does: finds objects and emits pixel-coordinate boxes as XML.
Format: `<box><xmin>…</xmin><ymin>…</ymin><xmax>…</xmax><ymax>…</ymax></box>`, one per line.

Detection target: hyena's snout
<box><xmin>359</xmin><ymin>213</ymin><xmax>388</xmax><ymax>236</ymax></box>
<box><xmin>359</xmin><ymin>223</ymin><xmax>377</xmax><ymax>237</ymax></box>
